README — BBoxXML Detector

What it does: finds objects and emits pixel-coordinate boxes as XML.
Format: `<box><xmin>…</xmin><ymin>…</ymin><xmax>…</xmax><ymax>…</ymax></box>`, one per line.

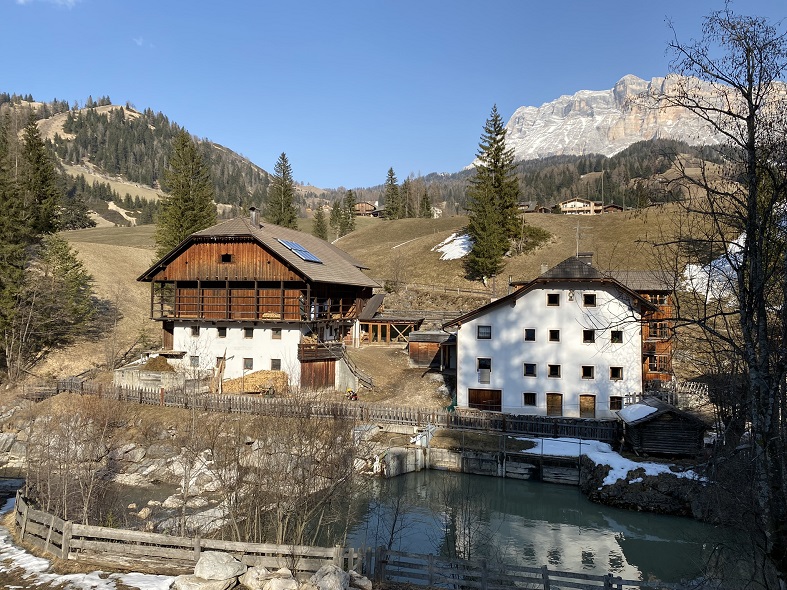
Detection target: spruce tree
<box><xmin>418</xmin><ymin>187</ymin><xmax>432</xmax><ymax>218</ymax></box>
<box><xmin>155</xmin><ymin>131</ymin><xmax>216</xmax><ymax>259</ymax></box>
<box><xmin>342</xmin><ymin>189</ymin><xmax>356</xmax><ymax>234</ymax></box>
<box><xmin>265</xmin><ymin>152</ymin><xmax>298</xmax><ymax>229</ymax></box>
<box><xmin>383</xmin><ymin>168</ymin><xmax>401</xmax><ymax>219</ymax></box>
<box><xmin>312</xmin><ymin>207</ymin><xmax>328</xmax><ymax>240</ymax></box>
<box><xmin>465</xmin><ymin>105</ymin><xmax>520</xmax><ymax>279</ymax></box>
<box><xmin>19</xmin><ymin>114</ymin><xmax>60</xmax><ymax>239</ymax></box>
<box><xmin>329</xmin><ymin>201</ymin><xmax>342</xmax><ymax>239</ymax></box>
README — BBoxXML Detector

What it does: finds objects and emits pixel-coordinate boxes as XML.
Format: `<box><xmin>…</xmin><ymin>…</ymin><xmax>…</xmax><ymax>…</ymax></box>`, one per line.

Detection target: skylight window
<box><xmin>277</xmin><ymin>239</ymin><xmax>322</xmax><ymax>263</ymax></box>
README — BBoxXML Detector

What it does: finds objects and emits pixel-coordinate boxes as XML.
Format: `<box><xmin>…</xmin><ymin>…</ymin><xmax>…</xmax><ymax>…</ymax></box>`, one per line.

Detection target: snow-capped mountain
<box><xmin>504</xmin><ymin>74</ymin><xmax>724</xmax><ymax>161</ymax></box>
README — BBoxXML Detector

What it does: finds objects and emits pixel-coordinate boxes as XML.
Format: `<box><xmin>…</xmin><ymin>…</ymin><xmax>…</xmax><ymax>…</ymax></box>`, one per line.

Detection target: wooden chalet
<box><xmin>137</xmin><ymin>208</ymin><xmax>378</xmax><ymax>390</ymax></box>
<box><xmin>619</xmin><ymin>397</ymin><xmax>708</xmax><ymax>456</ymax></box>
<box><xmin>408</xmin><ymin>330</ymin><xmax>452</xmax><ymax>369</ymax></box>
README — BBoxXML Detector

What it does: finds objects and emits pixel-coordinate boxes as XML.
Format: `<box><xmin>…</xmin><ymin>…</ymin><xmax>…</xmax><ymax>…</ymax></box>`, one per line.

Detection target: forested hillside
<box><xmin>325</xmin><ymin>139</ymin><xmax>726</xmax><ymax>216</ymax></box>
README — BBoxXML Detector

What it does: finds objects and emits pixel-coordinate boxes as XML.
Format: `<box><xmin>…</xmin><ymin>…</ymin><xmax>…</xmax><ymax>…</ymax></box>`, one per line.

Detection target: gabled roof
<box><xmin>138</xmin><ymin>217</ymin><xmax>379</xmax><ymax>288</ymax></box>
<box><xmin>606</xmin><ymin>269</ymin><xmax>676</xmax><ymax>292</ymax></box>
<box><xmin>618</xmin><ymin>397</ymin><xmax>708</xmax><ymax>428</ymax></box>
<box><xmin>443</xmin><ymin>256</ymin><xmax>656</xmax><ymax>329</ymax></box>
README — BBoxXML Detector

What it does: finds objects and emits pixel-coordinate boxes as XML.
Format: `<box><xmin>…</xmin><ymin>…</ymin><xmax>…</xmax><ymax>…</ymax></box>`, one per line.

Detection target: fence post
<box><xmin>160</xmin><ymin>388</ymin><xmax>165</xmax><ymax>406</ymax></box>
<box><xmin>44</xmin><ymin>513</ymin><xmax>55</xmax><ymax>555</ymax></box>
<box><xmin>541</xmin><ymin>565</ymin><xmax>551</xmax><ymax>590</ymax></box>
<box><xmin>20</xmin><ymin>498</ymin><xmax>29</xmax><ymax>540</ymax></box>
<box><xmin>373</xmin><ymin>546</ymin><xmax>385</xmax><ymax>583</ymax></box>
<box><xmin>61</xmin><ymin>520</ymin><xmax>72</xmax><ymax>559</ymax></box>
<box><xmin>363</xmin><ymin>547</ymin><xmax>373</xmax><ymax>577</ymax></box>
<box><xmin>333</xmin><ymin>544</ymin><xmax>343</xmax><ymax>567</ymax></box>
<box><xmin>194</xmin><ymin>534</ymin><xmax>201</xmax><ymax>561</ymax></box>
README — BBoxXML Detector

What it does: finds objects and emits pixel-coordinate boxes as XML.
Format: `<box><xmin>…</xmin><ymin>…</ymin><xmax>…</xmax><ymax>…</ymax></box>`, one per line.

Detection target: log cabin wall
<box><xmin>154</xmin><ymin>240</ymin><xmax>300</xmax><ymax>282</ymax></box>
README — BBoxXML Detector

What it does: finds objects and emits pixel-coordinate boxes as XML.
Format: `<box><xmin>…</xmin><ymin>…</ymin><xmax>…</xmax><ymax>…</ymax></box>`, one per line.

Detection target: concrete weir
<box><xmin>370</xmin><ymin>425</ymin><xmax>582</xmax><ymax>485</ymax></box>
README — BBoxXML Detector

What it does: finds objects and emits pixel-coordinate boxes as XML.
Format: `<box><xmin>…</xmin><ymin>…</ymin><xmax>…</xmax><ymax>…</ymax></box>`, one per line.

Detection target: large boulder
<box><xmin>172</xmin><ymin>575</ymin><xmax>237</xmax><ymax>590</ymax></box>
<box><xmin>194</xmin><ymin>551</ymin><xmax>247</xmax><ymax>580</ymax></box>
<box><xmin>239</xmin><ymin>566</ymin><xmax>299</xmax><ymax>590</ymax></box>
<box><xmin>310</xmin><ymin>564</ymin><xmax>350</xmax><ymax>590</ymax></box>
<box><xmin>349</xmin><ymin>571</ymin><xmax>373</xmax><ymax>590</ymax></box>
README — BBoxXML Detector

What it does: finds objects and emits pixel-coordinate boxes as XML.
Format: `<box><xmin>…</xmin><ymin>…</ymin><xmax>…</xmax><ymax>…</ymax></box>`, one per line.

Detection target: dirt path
<box><xmin>344</xmin><ymin>346</ymin><xmax>451</xmax><ymax>409</ymax></box>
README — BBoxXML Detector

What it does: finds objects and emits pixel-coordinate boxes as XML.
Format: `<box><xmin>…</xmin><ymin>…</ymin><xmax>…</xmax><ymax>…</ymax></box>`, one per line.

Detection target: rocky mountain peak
<box><xmin>504</xmin><ymin>74</ymin><xmax>722</xmax><ymax>161</ymax></box>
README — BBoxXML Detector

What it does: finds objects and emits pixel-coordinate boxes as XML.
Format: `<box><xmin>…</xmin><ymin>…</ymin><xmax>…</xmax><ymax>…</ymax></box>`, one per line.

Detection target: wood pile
<box><xmin>221</xmin><ymin>370</ymin><xmax>288</xmax><ymax>394</ymax></box>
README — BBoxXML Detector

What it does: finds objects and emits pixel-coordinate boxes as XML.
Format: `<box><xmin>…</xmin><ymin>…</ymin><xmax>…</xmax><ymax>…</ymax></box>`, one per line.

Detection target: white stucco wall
<box><xmin>456</xmin><ymin>282</ymin><xmax>643</xmax><ymax>419</ymax></box>
<box><xmin>171</xmin><ymin>323</ymin><xmax>303</xmax><ymax>388</ymax></box>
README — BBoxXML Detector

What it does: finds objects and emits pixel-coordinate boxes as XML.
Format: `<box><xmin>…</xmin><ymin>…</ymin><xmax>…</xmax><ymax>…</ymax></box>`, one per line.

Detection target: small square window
<box><xmin>272</xmin><ymin>328</ymin><xmax>282</xmax><ymax>340</ymax></box>
<box><xmin>477</xmin><ymin>358</ymin><xmax>492</xmax><ymax>371</ymax></box>
<box><xmin>610</xmin><ymin>366</ymin><xmax>623</xmax><ymax>380</ymax></box>
<box><xmin>524</xmin><ymin>328</ymin><xmax>536</xmax><ymax>342</ymax></box>
<box><xmin>477</xmin><ymin>325</ymin><xmax>491</xmax><ymax>339</ymax></box>
<box><xmin>582</xmin><ymin>365</ymin><xmax>595</xmax><ymax>379</ymax></box>
<box><xmin>524</xmin><ymin>363</ymin><xmax>537</xmax><ymax>377</ymax></box>
<box><xmin>583</xmin><ymin>329</ymin><xmax>595</xmax><ymax>343</ymax></box>
<box><xmin>523</xmin><ymin>392</ymin><xmax>537</xmax><ymax>406</ymax></box>
<box><xmin>217</xmin><ymin>326</ymin><xmax>227</xmax><ymax>338</ymax></box>
<box><xmin>243</xmin><ymin>358</ymin><xmax>253</xmax><ymax>371</ymax></box>
<box><xmin>610</xmin><ymin>396</ymin><xmax>623</xmax><ymax>411</ymax></box>
<box><xmin>220</xmin><ymin>253</ymin><xmax>233</xmax><ymax>263</ymax></box>
<box><xmin>189</xmin><ymin>355</ymin><xmax>199</xmax><ymax>367</ymax></box>
<box><xmin>244</xmin><ymin>327</ymin><xmax>254</xmax><ymax>339</ymax></box>
<box><xmin>190</xmin><ymin>325</ymin><xmax>200</xmax><ymax>337</ymax></box>
<box><xmin>583</xmin><ymin>293</ymin><xmax>597</xmax><ymax>307</ymax></box>
<box><xmin>611</xmin><ymin>330</ymin><xmax>623</xmax><ymax>343</ymax></box>
<box><xmin>548</xmin><ymin>364</ymin><xmax>561</xmax><ymax>378</ymax></box>
<box><xmin>549</xmin><ymin>329</ymin><xmax>560</xmax><ymax>342</ymax></box>
<box><xmin>271</xmin><ymin>358</ymin><xmax>281</xmax><ymax>371</ymax></box>
<box><xmin>547</xmin><ymin>293</ymin><xmax>560</xmax><ymax>306</ymax></box>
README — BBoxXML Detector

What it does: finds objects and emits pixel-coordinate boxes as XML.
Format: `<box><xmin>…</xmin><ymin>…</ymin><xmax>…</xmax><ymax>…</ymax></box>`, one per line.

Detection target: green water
<box><xmin>345</xmin><ymin>471</ymin><xmax>740</xmax><ymax>585</ymax></box>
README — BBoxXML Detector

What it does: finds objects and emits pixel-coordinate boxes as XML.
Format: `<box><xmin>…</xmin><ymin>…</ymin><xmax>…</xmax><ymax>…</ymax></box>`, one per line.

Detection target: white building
<box><xmin>444</xmin><ymin>256</ymin><xmax>655</xmax><ymax>419</ymax></box>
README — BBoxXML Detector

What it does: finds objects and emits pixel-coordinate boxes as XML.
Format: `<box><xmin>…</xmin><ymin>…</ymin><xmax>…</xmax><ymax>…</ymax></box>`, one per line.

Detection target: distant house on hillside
<box><xmin>559</xmin><ymin>197</ymin><xmax>603</xmax><ymax>215</ymax></box>
<box><xmin>603</xmin><ymin>203</ymin><xmax>624</xmax><ymax>213</ymax></box>
<box><xmin>354</xmin><ymin>201</ymin><xmax>376</xmax><ymax>216</ymax></box>
<box><xmin>518</xmin><ymin>201</ymin><xmax>552</xmax><ymax>214</ymax></box>
<box><xmin>137</xmin><ymin>208</ymin><xmax>378</xmax><ymax>391</ymax></box>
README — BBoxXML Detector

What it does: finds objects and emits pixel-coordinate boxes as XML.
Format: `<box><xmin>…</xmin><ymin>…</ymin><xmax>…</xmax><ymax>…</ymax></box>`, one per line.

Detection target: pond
<box><xmin>343</xmin><ymin>471</ymin><xmax>740</xmax><ymax>585</ymax></box>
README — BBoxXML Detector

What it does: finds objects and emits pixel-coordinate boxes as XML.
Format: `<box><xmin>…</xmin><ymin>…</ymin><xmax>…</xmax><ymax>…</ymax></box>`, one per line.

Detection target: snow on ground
<box><xmin>431</xmin><ymin>233</ymin><xmax>472</xmax><ymax>260</ymax></box>
<box><xmin>0</xmin><ymin>499</ymin><xmax>174</xmax><ymax>590</ymax></box>
<box><xmin>519</xmin><ymin>437</ymin><xmax>701</xmax><ymax>486</ymax></box>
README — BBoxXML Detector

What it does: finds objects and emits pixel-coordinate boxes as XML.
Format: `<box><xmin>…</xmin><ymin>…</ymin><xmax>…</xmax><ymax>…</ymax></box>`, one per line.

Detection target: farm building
<box><xmin>407</xmin><ymin>330</ymin><xmax>452</xmax><ymax>369</ymax></box>
<box><xmin>137</xmin><ymin>208</ymin><xmax>378</xmax><ymax>391</ymax></box>
<box><xmin>619</xmin><ymin>397</ymin><xmax>708</xmax><ymax>456</ymax></box>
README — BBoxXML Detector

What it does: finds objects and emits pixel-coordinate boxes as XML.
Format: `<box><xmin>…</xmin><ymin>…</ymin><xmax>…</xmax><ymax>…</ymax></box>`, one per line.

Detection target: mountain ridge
<box><xmin>504</xmin><ymin>74</ymin><xmax>725</xmax><ymax>162</ymax></box>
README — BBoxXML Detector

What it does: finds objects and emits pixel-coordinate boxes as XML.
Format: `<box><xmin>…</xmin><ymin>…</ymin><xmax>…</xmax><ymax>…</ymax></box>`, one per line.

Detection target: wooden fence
<box><xmin>21</xmin><ymin>380</ymin><xmax>622</xmax><ymax>444</ymax></box>
<box><xmin>12</xmin><ymin>493</ymin><xmax>694</xmax><ymax>589</ymax></box>
<box><xmin>13</xmin><ymin>492</ymin><xmax>367</xmax><ymax>577</ymax></box>
<box><xmin>374</xmin><ymin>548</ymin><xmax>690</xmax><ymax>590</ymax></box>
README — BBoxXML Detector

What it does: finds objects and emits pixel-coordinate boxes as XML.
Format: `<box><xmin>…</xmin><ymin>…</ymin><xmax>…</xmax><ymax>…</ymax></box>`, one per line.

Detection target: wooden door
<box><xmin>546</xmin><ymin>393</ymin><xmax>563</xmax><ymax>416</ymax></box>
<box><xmin>579</xmin><ymin>395</ymin><xmax>596</xmax><ymax>418</ymax></box>
<box><xmin>468</xmin><ymin>389</ymin><xmax>502</xmax><ymax>412</ymax></box>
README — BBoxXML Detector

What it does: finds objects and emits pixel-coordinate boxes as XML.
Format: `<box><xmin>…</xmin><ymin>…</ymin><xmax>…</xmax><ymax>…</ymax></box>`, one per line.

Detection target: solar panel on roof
<box><xmin>277</xmin><ymin>238</ymin><xmax>322</xmax><ymax>263</ymax></box>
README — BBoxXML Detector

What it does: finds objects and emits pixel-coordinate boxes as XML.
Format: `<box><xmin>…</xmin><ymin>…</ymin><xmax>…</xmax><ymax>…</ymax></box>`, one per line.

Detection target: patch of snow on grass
<box><xmin>431</xmin><ymin>233</ymin><xmax>472</xmax><ymax>260</ymax></box>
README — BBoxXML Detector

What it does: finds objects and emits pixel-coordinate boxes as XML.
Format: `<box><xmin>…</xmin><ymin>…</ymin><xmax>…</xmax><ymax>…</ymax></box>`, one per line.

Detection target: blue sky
<box><xmin>3</xmin><ymin>0</ymin><xmax>784</xmax><ymax>189</ymax></box>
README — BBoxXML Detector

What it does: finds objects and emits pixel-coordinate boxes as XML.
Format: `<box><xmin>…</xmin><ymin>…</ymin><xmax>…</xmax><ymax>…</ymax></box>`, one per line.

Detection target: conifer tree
<box><xmin>19</xmin><ymin>114</ymin><xmax>60</xmax><ymax>239</ymax></box>
<box><xmin>383</xmin><ymin>168</ymin><xmax>401</xmax><ymax>219</ymax></box>
<box><xmin>155</xmin><ymin>131</ymin><xmax>216</xmax><ymax>259</ymax></box>
<box><xmin>465</xmin><ymin>105</ymin><xmax>520</xmax><ymax>279</ymax></box>
<box><xmin>329</xmin><ymin>201</ymin><xmax>342</xmax><ymax>239</ymax></box>
<box><xmin>418</xmin><ymin>187</ymin><xmax>432</xmax><ymax>218</ymax></box>
<box><xmin>265</xmin><ymin>152</ymin><xmax>298</xmax><ymax>229</ymax></box>
<box><xmin>342</xmin><ymin>189</ymin><xmax>356</xmax><ymax>234</ymax></box>
<box><xmin>312</xmin><ymin>207</ymin><xmax>328</xmax><ymax>240</ymax></box>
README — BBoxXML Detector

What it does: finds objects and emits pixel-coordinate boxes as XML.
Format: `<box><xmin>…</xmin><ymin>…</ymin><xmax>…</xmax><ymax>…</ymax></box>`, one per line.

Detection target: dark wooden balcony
<box><xmin>298</xmin><ymin>342</ymin><xmax>345</xmax><ymax>361</ymax></box>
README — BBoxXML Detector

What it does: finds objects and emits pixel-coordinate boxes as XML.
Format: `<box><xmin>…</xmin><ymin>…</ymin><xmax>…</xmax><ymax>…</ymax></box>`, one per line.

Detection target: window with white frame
<box><xmin>610</xmin><ymin>366</ymin><xmax>623</xmax><ymax>380</ymax></box>
<box><xmin>523</xmin><ymin>392</ymin><xmax>537</xmax><ymax>406</ymax></box>
<box><xmin>548</xmin><ymin>364</ymin><xmax>561</xmax><ymax>378</ymax></box>
<box><xmin>477</xmin><ymin>325</ymin><xmax>492</xmax><ymax>340</ymax></box>
<box><xmin>524</xmin><ymin>328</ymin><xmax>536</xmax><ymax>342</ymax></box>
<box><xmin>581</xmin><ymin>365</ymin><xmax>595</xmax><ymax>379</ymax></box>
<box><xmin>583</xmin><ymin>293</ymin><xmax>597</xmax><ymax>307</ymax></box>
<box><xmin>243</xmin><ymin>358</ymin><xmax>253</xmax><ymax>371</ymax></box>
<box><xmin>610</xmin><ymin>330</ymin><xmax>623</xmax><ymax>343</ymax></box>
<box><xmin>524</xmin><ymin>363</ymin><xmax>537</xmax><ymax>377</ymax></box>
<box><xmin>582</xmin><ymin>329</ymin><xmax>595</xmax><ymax>343</ymax></box>
<box><xmin>547</xmin><ymin>293</ymin><xmax>560</xmax><ymax>306</ymax></box>
<box><xmin>548</xmin><ymin>329</ymin><xmax>560</xmax><ymax>342</ymax></box>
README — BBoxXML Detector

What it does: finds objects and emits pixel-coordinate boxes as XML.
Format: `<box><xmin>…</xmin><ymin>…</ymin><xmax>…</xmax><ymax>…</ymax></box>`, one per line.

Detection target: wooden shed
<box><xmin>619</xmin><ymin>397</ymin><xmax>708</xmax><ymax>457</ymax></box>
<box><xmin>408</xmin><ymin>330</ymin><xmax>452</xmax><ymax>368</ymax></box>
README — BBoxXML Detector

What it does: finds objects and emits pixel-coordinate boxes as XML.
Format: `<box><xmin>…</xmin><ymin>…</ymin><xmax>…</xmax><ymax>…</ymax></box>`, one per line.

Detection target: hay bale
<box><xmin>143</xmin><ymin>356</ymin><xmax>175</xmax><ymax>372</ymax></box>
<box><xmin>221</xmin><ymin>370</ymin><xmax>288</xmax><ymax>394</ymax></box>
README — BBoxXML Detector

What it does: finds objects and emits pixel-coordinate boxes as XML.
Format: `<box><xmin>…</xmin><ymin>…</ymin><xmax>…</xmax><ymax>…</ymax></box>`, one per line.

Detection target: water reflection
<box><xmin>345</xmin><ymin>471</ymin><xmax>730</xmax><ymax>583</ymax></box>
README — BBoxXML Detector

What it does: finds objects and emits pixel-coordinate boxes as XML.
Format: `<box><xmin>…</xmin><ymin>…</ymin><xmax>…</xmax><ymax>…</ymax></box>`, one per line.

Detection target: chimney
<box><xmin>577</xmin><ymin>252</ymin><xmax>593</xmax><ymax>266</ymax></box>
<box><xmin>540</xmin><ymin>263</ymin><xmax>549</xmax><ymax>275</ymax></box>
<box><xmin>249</xmin><ymin>207</ymin><xmax>260</xmax><ymax>227</ymax></box>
